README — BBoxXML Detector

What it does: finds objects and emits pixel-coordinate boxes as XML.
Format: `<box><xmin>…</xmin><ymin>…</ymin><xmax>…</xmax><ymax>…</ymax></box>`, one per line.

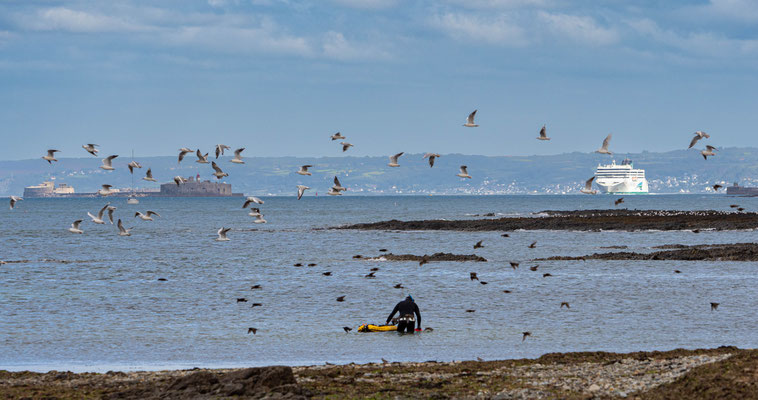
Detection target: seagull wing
<box><xmin>467</xmin><ymin>110</ymin><xmax>477</xmax><ymax>124</ymax></box>
<box><xmin>72</xmin><ymin>220</ymin><xmax>82</xmax><ymax>229</ymax></box>
<box><xmin>460</xmin><ymin>165</ymin><xmax>468</xmax><ymax>175</ymax></box>
<box><xmin>688</xmin><ymin>135</ymin><xmax>701</xmax><ymax>149</ymax></box>
<box><xmin>97</xmin><ymin>203</ymin><xmax>109</xmax><ymax>219</ymax></box>
<box><xmin>602</xmin><ymin>134</ymin><xmax>612</xmax><ymax>150</ymax></box>
<box><xmin>539</xmin><ymin>125</ymin><xmax>547</xmax><ymax>138</ymax></box>
<box><xmin>234</xmin><ymin>148</ymin><xmax>244</xmax><ymax>157</ymax></box>
<box><xmin>211</xmin><ymin>161</ymin><xmax>223</xmax><ymax>173</ymax></box>
<box><xmin>146</xmin><ymin>211</ymin><xmax>160</xmax><ymax>217</ymax></box>
<box><xmin>585</xmin><ymin>176</ymin><xmax>595</xmax><ymax>190</ymax></box>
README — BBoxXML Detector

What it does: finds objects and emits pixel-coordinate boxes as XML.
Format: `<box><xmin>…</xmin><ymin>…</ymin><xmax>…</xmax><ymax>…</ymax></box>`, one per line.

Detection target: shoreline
<box><xmin>3</xmin><ymin>347</ymin><xmax>756</xmax><ymax>399</ymax></box>
<box><xmin>337</xmin><ymin>209</ymin><xmax>758</xmax><ymax>232</ymax></box>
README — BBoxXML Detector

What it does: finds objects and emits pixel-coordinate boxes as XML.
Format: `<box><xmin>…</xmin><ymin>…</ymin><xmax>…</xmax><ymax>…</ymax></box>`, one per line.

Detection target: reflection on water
<box><xmin>1</xmin><ymin>195</ymin><xmax>757</xmax><ymax>372</ymax></box>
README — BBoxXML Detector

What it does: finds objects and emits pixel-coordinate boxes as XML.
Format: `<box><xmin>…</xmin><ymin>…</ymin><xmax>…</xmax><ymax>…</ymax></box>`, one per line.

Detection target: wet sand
<box><xmin>3</xmin><ymin>347</ymin><xmax>756</xmax><ymax>399</ymax></box>
<box><xmin>337</xmin><ymin>209</ymin><xmax>758</xmax><ymax>232</ymax></box>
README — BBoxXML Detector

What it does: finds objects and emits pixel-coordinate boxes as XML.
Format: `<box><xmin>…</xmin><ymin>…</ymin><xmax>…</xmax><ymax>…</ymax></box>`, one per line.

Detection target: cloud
<box><xmin>330</xmin><ymin>0</ymin><xmax>398</xmax><ymax>9</ymax></box>
<box><xmin>444</xmin><ymin>0</ymin><xmax>550</xmax><ymax>9</ymax></box>
<box><xmin>321</xmin><ymin>31</ymin><xmax>390</xmax><ymax>60</ymax></box>
<box><xmin>706</xmin><ymin>0</ymin><xmax>758</xmax><ymax>22</ymax></box>
<box><xmin>0</xmin><ymin>31</ymin><xmax>13</xmax><ymax>46</ymax></box>
<box><xmin>17</xmin><ymin>7</ymin><xmax>148</xmax><ymax>33</ymax></box>
<box><xmin>537</xmin><ymin>12</ymin><xmax>618</xmax><ymax>46</ymax></box>
<box><xmin>12</xmin><ymin>6</ymin><xmax>315</xmax><ymax>57</ymax></box>
<box><xmin>430</xmin><ymin>12</ymin><xmax>527</xmax><ymax>46</ymax></box>
<box><xmin>162</xmin><ymin>23</ymin><xmax>313</xmax><ymax>56</ymax></box>
<box><xmin>627</xmin><ymin>18</ymin><xmax>758</xmax><ymax>57</ymax></box>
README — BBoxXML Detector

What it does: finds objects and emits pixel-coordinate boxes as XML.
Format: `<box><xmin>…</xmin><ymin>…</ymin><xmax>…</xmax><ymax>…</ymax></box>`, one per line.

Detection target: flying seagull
<box><xmin>178</xmin><ymin>148</ymin><xmax>193</xmax><ymax>163</ymax></box>
<box><xmin>341</xmin><ymin>142</ymin><xmax>354</xmax><ymax>152</ymax></box>
<box><xmin>537</xmin><ymin>125</ymin><xmax>550</xmax><ymax>140</ymax></box>
<box><xmin>87</xmin><ymin>203</ymin><xmax>110</xmax><ymax>224</ymax></box>
<box><xmin>463</xmin><ymin>110</ymin><xmax>478</xmax><ymax>127</ymax></box>
<box><xmin>135</xmin><ymin>211</ymin><xmax>160</xmax><ymax>221</ymax></box>
<box><xmin>713</xmin><ymin>184</ymin><xmax>723</xmax><ymax>191</ymax></box>
<box><xmin>143</xmin><ymin>168</ymin><xmax>157</xmax><ymax>182</ymax></box>
<box><xmin>333</xmin><ymin>176</ymin><xmax>347</xmax><ymax>192</ymax></box>
<box><xmin>42</xmin><ymin>149</ymin><xmax>60</xmax><ymax>164</ymax></box>
<box><xmin>297</xmin><ymin>165</ymin><xmax>312</xmax><ymax>176</ymax></box>
<box><xmin>701</xmin><ymin>145</ymin><xmax>717</xmax><ymax>160</ymax></box>
<box><xmin>456</xmin><ymin>165</ymin><xmax>472</xmax><ymax>179</ymax></box>
<box><xmin>331</xmin><ymin>132</ymin><xmax>346</xmax><ymax>141</ymax></box>
<box><xmin>423</xmin><ymin>153</ymin><xmax>440</xmax><ymax>168</ymax></box>
<box><xmin>595</xmin><ymin>134</ymin><xmax>612</xmax><ymax>154</ymax></box>
<box><xmin>9</xmin><ymin>196</ymin><xmax>22</xmax><ymax>210</ymax></box>
<box><xmin>117</xmin><ymin>219</ymin><xmax>132</xmax><ymax>236</ymax></box>
<box><xmin>215</xmin><ymin>144</ymin><xmax>231</xmax><ymax>159</ymax></box>
<box><xmin>580</xmin><ymin>176</ymin><xmax>598</xmax><ymax>194</ymax></box>
<box><xmin>211</xmin><ymin>162</ymin><xmax>228</xmax><ymax>179</ymax></box>
<box><xmin>127</xmin><ymin>161</ymin><xmax>142</xmax><ymax>174</ymax></box>
<box><xmin>297</xmin><ymin>185</ymin><xmax>310</xmax><ymax>200</ymax></box>
<box><xmin>388</xmin><ymin>152</ymin><xmax>404</xmax><ymax>167</ymax></box>
<box><xmin>230</xmin><ymin>148</ymin><xmax>245</xmax><ymax>164</ymax></box>
<box><xmin>98</xmin><ymin>184</ymin><xmax>114</xmax><ymax>196</ymax></box>
<box><xmin>242</xmin><ymin>196</ymin><xmax>264</xmax><ymax>208</ymax></box>
<box><xmin>68</xmin><ymin>219</ymin><xmax>84</xmax><ymax>234</ymax></box>
<box><xmin>107</xmin><ymin>205</ymin><xmax>116</xmax><ymax>224</ymax></box>
<box><xmin>327</xmin><ymin>187</ymin><xmax>342</xmax><ymax>196</ymax></box>
<box><xmin>689</xmin><ymin>131</ymin><xmax>710</xmax><ymax>149</ymax></box>
<box><xmin>82</xmin><ymin>144</ymin><xmax>99</xmax><ymax>156</ymax></box>
<box><xmin>522</xmin><ymin>332</ymin><xmax>531</xmax><ymax>341</ymax></box>
<box><xmin>216</xmin><ymin>227</ymin><xmax>231</xmax><ymax>241</ymax></box>
<box><xmin>195</xmin><ymin>149</ymin><xmax>209</xmax><ymax>164</ymax></box>
<box><xmin>100</xmin><ymin>155</ymin><xmax>118</xmax><ymax>171</ymax></box>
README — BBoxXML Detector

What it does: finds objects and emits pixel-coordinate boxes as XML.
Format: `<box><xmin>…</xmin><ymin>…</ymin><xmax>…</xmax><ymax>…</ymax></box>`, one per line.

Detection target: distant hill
<box><xmin>1</xmin><ymin>148</ymin><xmax>755</xmax><ymax>196</ymax></box>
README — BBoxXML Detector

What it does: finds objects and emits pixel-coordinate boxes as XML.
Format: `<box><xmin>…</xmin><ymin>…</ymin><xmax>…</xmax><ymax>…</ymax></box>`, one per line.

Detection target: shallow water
<box><xmin>1</xmin><ymin>194</ymin><xmax>757</xmax><ymax>372</ymax></box>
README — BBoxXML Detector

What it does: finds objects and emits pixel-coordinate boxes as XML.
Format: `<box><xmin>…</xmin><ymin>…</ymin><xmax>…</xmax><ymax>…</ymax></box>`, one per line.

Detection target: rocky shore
<box><xmin>4</xmin><ymin>347</ymin><xmax>758</xmax><ymax>399</ymax></box>
<box><xmin>540</xmin><ymin>242</ymin><xmax>758</xmax><ymax>261</ymax></box>
<box><xmin>337</xmin><ymin>209</ymin><xmax>758</xmax><ymax>232</ymax></box>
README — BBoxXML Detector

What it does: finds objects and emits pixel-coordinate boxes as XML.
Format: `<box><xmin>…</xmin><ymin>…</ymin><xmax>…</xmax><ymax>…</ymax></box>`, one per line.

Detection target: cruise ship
<box><xmin>594</xmin><ymin>159</ymin><xmax>649</xmax><ymax>194</ymax></box>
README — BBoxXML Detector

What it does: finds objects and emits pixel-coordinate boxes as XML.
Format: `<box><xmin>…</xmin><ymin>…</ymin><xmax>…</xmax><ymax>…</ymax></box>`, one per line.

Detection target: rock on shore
<box><xmin>540</xmin><ymin>242</ymin><xmax>758</xmax><ymax>261</ymax></box>
<box><xmin>2</xmin><ymin>348</ymin><xmax>751</xmax><ymax>399</ymax></box>
<box><xmin>337</xmin><ymin>209</ymin><xmax>758</xmax><ymax>232</ymax></box>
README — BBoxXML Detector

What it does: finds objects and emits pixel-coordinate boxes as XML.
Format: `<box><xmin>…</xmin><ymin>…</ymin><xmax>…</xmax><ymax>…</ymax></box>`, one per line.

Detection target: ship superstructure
<box><xmin>594</xmin><ymin>158</ymin><xmax>648</xmax><ymax>194</ymax></box>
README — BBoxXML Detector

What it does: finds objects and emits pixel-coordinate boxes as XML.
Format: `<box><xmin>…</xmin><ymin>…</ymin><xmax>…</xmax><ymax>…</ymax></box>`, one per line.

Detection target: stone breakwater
<box><xmin>336</xmin><ymin>209</ymin><xmax>758</xmax><ymax>232</ymax></box>
<box><xmin>3</xmin><ymin>348</ymin><xmax>750</xmax><ymax>399</ymax></box>
<box><xmin>540</xmin><ymin>242</ymin><xmax>758</xmax><ymax>262</ymax></box>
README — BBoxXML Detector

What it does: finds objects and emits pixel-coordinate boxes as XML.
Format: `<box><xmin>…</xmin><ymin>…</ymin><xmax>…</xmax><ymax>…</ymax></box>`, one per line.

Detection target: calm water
<box><xmin>1</xmin><ymin>194</ymin><xmax>757</xmax><ymax>372</ymax></box>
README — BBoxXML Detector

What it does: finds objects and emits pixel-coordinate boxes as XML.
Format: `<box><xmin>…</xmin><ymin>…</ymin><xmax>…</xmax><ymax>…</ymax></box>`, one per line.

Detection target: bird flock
<box><xmin>13</xmin><ymin>111</ymin><xmax>719</xmax><ymax>214</ymax></box>
<box><xmin>6</xmin><ymin>113</ymin><xmax>726</xmax><ymax>343</ymax></box>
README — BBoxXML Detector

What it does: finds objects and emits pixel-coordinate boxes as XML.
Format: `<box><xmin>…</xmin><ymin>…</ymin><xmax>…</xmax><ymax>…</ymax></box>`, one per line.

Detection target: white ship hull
<box><xmin>596</xmin><ymin>178</ymin><xmax>648</xmax><ymax>194</ymax></box>
<box><xmin>593</xmin><ymin>159</ymin><xmax>649</xmax><ymax>194</ymax></box>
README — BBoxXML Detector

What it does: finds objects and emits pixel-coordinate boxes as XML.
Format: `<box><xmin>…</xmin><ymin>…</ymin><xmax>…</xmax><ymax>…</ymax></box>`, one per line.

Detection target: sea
<box><xmin>2</xmin><ymin>194</ymin><xmax>757</xmax><ymax>372</ymax></box>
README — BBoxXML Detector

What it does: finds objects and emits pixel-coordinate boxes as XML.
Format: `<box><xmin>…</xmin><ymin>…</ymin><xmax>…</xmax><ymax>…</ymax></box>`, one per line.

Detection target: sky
<box><xmin>1</xmin><ymin>0</ymin><xmax>757</xmax><ymax>160</ymax></box>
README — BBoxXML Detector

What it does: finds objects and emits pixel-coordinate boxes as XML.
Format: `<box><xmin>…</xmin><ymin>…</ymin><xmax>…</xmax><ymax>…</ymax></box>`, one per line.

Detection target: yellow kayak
<box><xmin>358</xmin><ymin>324</ymin><xmax>397</xmax><ymax>332</ymax></box>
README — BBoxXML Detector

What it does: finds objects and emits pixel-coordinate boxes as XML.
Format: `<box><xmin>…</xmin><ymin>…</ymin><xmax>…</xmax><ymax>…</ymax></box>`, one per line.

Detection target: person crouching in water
<box><xmin>386</xmin><ymin>295</ymin><xmax>421</xmax><ymax>333</ymax></box>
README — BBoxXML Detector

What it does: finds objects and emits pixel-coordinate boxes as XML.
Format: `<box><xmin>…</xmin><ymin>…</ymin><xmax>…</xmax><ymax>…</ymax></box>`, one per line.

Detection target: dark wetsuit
<box><xmin>386</xmin><ymin>298</ymin><xmax>421</xmax><ymax>333</ymax></box>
